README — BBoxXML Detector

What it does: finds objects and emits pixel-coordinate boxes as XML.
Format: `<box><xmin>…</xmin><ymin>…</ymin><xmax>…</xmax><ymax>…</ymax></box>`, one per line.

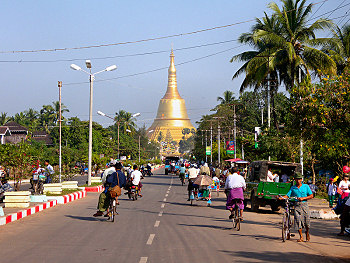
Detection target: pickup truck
<box><xmin>244</xmin><ymin>160</ymin><xmax>302</xmax><ymax>212</ymax></box>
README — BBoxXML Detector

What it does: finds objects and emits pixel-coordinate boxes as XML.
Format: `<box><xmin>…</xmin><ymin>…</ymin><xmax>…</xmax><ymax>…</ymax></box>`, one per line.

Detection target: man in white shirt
<box><xmin>267</xmin><ymin>168</ymin><xmax>276</xmax><ymax>182</ymax></box>
<box><xmin>131</xmin><ymin>165</ymin><xmax>143</xmax><ymax>197</ymax></box>
<box><xmin>187</xmin><ymin>165</ymin><xmax>199</xmax><ymax>201</ymax></box>
<box><xmin>225</xmin><ymin>167</ymin><xmax>246</xmax><ymax>219</ymax></box>
<box><xmin>44</xmin><ymin>160</ymin><xmax>55</xmax><ymax>183</ymax></box>
<box><xmin>101</xmin><ymin>160</ymin><xmax>116</xmax><ymax>184</ymax></box>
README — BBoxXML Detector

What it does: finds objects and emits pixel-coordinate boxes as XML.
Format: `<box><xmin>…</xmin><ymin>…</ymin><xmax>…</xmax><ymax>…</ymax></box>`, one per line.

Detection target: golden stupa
<box><xmin>148</xmin><ymin>49</ymin><xmax>195</xmax><ymax>143</ymax></box>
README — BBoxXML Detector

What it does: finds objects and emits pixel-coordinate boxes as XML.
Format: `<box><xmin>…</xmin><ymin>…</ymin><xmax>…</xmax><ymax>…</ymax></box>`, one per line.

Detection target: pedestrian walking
<box><xmin>327</xmin><ymin>178</ymin><xmax>338</xmax><ymax>208</ymax></box>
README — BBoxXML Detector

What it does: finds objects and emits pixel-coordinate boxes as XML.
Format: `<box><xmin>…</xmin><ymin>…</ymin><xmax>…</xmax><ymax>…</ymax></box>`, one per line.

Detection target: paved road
<box><xmin>1</xmin><ymin>169</ymin><xmax>349</xmax><ymax>263</ymax></box>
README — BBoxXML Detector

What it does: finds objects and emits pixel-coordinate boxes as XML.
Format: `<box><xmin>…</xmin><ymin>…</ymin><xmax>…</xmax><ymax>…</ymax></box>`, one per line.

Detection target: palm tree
<box><xmin>23</xmin><ymin>108</ymin><xmax>39</xmax><ymax>129</ymax></box>
<box><xmin>217</xmin><ymin>90</ymin><xmax>236</xmax><ymax>104</ymax></box>
<box><xmin>0</xmin><ymin>112</ymin><xmax>10</xmax><ymax>125</ymax></box>
<box><xmin>232</xmin><ymin>0</ymin><xmax>336</xmax><ymax>91</ymax></box>
<box><xmin>52</xmin><ymin>101</ymin><xmax>70</xmax><ymax>124</ymax></box>
<box><xmin>319</xmin><ymin>24</ymin><xmax>350</xmax><ymax>74</ymax></box>
<box><xmin>114</xmin><ymin>110</ymin><xmax>137</xmax><ymax>134</ymax></box>
<box><xmin>39</xmin><ymin>105</ymin><xmax>56</xmax><ymax>131</ymax></box>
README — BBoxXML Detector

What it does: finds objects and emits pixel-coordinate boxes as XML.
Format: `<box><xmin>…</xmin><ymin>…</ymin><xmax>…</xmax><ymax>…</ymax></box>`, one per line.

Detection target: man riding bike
<box><xmin>179</xmin><ymin>163</ymin><xmax>186</xmax><ymax>184</ymax></box>
<box><xmin>130</xmin><ymin>165</ymin><xmax>143</xmax><ymax>197</ymax></box>
<box><xmin>93</xmin><ymin>162</ymin><xmax>126</xmax><ymax>217</ymax></box>
<box><xmin>225</xmin><ymin>167</ymin><xmax>246</xmax><ymax>220</ymax></box>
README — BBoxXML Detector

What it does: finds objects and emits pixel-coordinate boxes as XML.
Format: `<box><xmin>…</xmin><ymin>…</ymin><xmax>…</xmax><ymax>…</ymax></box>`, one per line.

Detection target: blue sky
<box><xmin>0</xmin><ymin>0</ymin><xmax>348</xmax><ymax>128</ymax></box>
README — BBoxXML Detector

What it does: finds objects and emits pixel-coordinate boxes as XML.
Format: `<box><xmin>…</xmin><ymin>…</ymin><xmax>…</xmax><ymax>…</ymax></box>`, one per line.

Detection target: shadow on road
<box><xmin>178</xmin><ymin>223</ymin><xmax>232</xmax><ymax>231</ymax></box>
<box><xmin>219</xmin><ymin>250</ymin><xmax>350</xmax><ymax>263</ymax></box>
<box><xmin>65</xmin><ymin>215</ymin><xmax>106</xmax><ymax>222</ymax></box>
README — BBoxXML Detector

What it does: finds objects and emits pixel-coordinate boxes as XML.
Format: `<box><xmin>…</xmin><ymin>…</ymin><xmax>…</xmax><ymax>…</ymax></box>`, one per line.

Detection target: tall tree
<box><xmin>0</xmin><ymin>112</ymin><xmax>10</xmax><ymax>125</ymax></box>
<box><xmin>232</xmin><ymin>0</ymin><xmax>336</xmax><ymax>91</ymax></box>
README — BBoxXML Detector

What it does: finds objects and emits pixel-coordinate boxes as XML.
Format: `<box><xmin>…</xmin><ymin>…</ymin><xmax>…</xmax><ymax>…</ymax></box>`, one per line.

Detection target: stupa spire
<box><xmin>162</xmin><ymin>48</ymin><xmax>181</xmax><ymax>99</ymax></box>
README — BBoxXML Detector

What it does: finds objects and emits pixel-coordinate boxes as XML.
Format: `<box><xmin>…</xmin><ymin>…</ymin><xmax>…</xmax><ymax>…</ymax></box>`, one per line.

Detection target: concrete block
<box><xmin>0</xmin><ymin>206</ymin><xmax>4</xmax><ymax>216</ymax></box>
<box><xmin>5</xmin><ymin>202</ymin><xmax>30</xmax><ymax>208</ymax></box>
<box><xmin>30</xmin><ymin>195</ymin><xmax>48</xmax><ymax>202</ymax></box>
<box><xmin>43</xmin><ymin>183</ymin><xmax>62</xmax><ymax>195</ymax></box>
<box><xmin>62</xmin><ymin>181</ymin><xmax>78</xmax><ymax>190</ymax></box>
<box><xmin>91</xmin><ymin>177</ymin><xmax>102</xmax><ymax>183</ymax></box>
<box><xmin>4</xmin><ymin>191</ymin><xmax>31</xmax><ymax>196</ymax></box>
<box><xmin>3</xmin><ymin>191</ymin><xmax>31</xmax><ymax>208</ymax></box>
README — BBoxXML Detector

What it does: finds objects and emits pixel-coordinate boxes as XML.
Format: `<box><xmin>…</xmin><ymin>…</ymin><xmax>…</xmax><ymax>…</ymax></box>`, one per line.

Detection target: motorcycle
<box><xmin>32</xmin><ymin>172</ymin><xmax>46</xmax><ymax>195</ymax></box>
<box><xmin>146</xmin><ymin>168</ymin><xmax>153</xmax><ymax>177</ymax></box>
<box><xmin>127</xmin><ymin>185</ymin><xmax>139</xmax><ymax>201</ymax></box>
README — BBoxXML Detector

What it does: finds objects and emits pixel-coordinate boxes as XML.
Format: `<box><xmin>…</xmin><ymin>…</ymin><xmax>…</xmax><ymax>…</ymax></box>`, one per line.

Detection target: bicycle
<box><xmin>231</xmin><ymin>199</ymin><xmax>242</xmax><ymax>231</ymax></box>
<box><xmin>280</xmin><ymin>196</ymin><xmax>299</xmax><ymax>242</ymax></box>
<box><xmin>107</xmin><ymin>196</ymin><xmax>118</xmax><ymax>222</ymax></box>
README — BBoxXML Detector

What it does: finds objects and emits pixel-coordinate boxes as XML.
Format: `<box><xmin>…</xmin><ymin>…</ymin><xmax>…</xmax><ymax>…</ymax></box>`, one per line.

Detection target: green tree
<box><xmin>217</xmin><ymin>90</ymin><xmax>235</xmax><ymax>105</ymax></box>
<box><xmin>0</xmin><ymin>112</ymin><xmax>10</xmax><ymax>125</ymax></box>
<box><xmin>320</xmin><ymin>24</ymin><xmax>350</xmax><ymax>74</ymax></box>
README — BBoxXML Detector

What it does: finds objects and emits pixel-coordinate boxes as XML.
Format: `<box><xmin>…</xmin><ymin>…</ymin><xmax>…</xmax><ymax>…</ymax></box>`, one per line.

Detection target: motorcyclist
<box><xmin>225</xmin><ymin>167</ymin><xmax>246</xmax><ymax>220</ymax></box>
<box><xmin>130</xmin><ymin>165</ymin><xmax>143</xmax><ymax>197</ymax></box>
<box><xmin>93</xmin><ymin>162</ymin><xmax>126</xmax><ymax>217</ymax></box>
<box><xmin>146</xmin><ymin>163</ymin><xmax>153</xmax><ymax>176</ymax></box>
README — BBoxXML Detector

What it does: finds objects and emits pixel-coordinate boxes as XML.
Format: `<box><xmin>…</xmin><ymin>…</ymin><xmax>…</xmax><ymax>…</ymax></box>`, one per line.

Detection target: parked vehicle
<box><xmin>164</xmin><ymin>156</ymin><xmax>180</xmax><ymax>175</ymax></box>
<box><xmin>244</xmin><ymin>161</ymin><xmax>301</xmax><ymax>212</ymax></box>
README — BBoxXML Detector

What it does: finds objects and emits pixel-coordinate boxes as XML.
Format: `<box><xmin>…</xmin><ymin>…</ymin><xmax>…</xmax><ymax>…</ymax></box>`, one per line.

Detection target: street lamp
<box><xmin>70</xmin><ymin>61</ymin><xmax>117</xmax><ymax>186</ymax></box>
<box><xmin>97</xmin><ymin>110</ymin><xmax>140</xmax><ymax>160</ymax></box>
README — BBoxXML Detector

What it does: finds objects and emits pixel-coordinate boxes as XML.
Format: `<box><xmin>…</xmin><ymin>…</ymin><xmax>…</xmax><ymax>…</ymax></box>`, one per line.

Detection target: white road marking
<box><xmin>163</xmin><ymin>198</ymin><xmax>167</xmax><ymax>202</ymax></box>
<box><xmin>165</xmin><ymin>194</ymin><xmax>168</xmax><ymax>197</ymax></box>
<box><xmin>161</xmin><ymin>203</ymin><xmax>165</xmax><ymax>208</ymax></box>
<box><xmin>158</xmin><ymin>211</ymin><xmax>163</xmax><ymax>216</ymax></box>
<box><xmin>166</xmin><ymin>190</ymin><xmax>170</xmax><ymax>194</ymax></box>
<box><xmin>154</xmin><ymin>220</ymin><xmax>160</xmax><ymax>227</ymax></box>
<box><xmin>146</xmin><ymin>234</ymin><xmax>155</xmax><ymax>245</ymax></box>
<box><xmin>139</xmin><ymin>257</ymin><xmax>148</xmax><ymax>263</ymax></box>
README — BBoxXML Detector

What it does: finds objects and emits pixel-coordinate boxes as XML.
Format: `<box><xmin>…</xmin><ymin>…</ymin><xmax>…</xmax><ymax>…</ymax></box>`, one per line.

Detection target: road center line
<box><xmin>139</xmin><ymin>257</ymin><xmax>148</xmax><ymax>263</ymax></box>
<box><xmin>154</xmin><ymin>220</ymin><xmax>160</xmax><ymax>227</ymax></box>
<box><xmin>146</xmin><ymin>234</ymin><xmax>155</xmax><ymax>245</ymax></box>
<box><xmin>161</xmin><ymin>203</ymin><xmax>165</xmax><ymax>208</ymax></box>
<box><xmin>166</xmin><ymin>190</ymin><xmax>170</xmax><ymax>194</ymax></box>
<box><xmin>165</xmin><ymin>194</ymin><xmax>168</xmax><ymax>197</ymax></box>
<box><xmin>163</xmin><ymin>198</ymin><xmax>167</xmax><ymax>202</ymax></box>
<box><xmin>158</xmin><ymin>211</ymin><xmax>163</xmax><ymax>216</ymax></box>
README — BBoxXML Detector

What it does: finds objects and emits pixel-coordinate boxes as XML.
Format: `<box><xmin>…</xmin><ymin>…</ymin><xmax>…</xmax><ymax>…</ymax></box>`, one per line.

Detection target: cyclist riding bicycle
<box><xmin>179</xmin><ymin>163</ymin><xmax>186</xmax><ymax>182</ymax></box>
<box><xmin>93</xmin><ymin>162</ymin><xmax>126</xmax><ymax>217</ymax></box>
<box><xmin>225</xmin><ymin>167</ymin><xmax>246</xmax><ymax>220</ymax></box>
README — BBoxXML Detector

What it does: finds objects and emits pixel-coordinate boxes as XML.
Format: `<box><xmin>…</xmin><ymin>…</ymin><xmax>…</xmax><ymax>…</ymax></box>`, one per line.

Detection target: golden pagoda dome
<box><xmin>148</xmin><ymin>49</ymin><xmax>195</xmax><ymax>145</ymax></box>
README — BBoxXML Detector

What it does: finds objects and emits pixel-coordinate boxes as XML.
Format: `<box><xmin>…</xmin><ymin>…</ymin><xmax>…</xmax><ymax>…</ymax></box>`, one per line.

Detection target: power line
<box><xmin>0</xmin><ymin>0</ymin><xmax>329</xmax><ymax>54</ymax></box>
<box><xmin>63</xmin><ymin>45</ymin><xmax>245</xmax><ymax>86</ymax></box>
<box><xmin>0</xmin><ymin>39</ymin><xmax>238</xmax><ymax>63</ymax></box>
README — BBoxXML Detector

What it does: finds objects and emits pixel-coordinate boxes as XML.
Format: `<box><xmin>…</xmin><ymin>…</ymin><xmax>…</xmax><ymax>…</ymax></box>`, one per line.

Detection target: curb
<box><xmin>47</xmin><ymin>190</ymin><xmax>86</xmax><ymax>204</ymax></box>
<box><xmin>84</xmin><ymin>185</ymin><xmax>104</xmax><ymax>192</ymax></box>
<box><xmin>0</xmin><ymin>200</ymin><xmax>58</xmax><ymax>226</ymax></box>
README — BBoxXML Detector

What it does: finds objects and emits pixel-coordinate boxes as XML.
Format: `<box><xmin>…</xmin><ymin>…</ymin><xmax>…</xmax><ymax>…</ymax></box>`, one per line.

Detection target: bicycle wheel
<box><xmin>235</xmin><ymin>207</ymin><xmax>241</xmax><ymax>231</ymax></box>
<box><xmin>112</xmin><ymin>199</ymin><xmax>116</xmax><ymax>222</ymax></box>
<box><xmin>282</xmin><ymin>212</ymin><xmax>288</xmax><ymax>242</ymax></box>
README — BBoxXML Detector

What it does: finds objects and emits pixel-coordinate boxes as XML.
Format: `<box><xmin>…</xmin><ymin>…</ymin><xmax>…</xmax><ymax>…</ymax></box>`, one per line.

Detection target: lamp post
<box><xmin>70</xmin><ymin>61</ymin><xmax>117</xmax><ymax>186</ymax></box>
<box><xmin>98</xmin><ymin>111</ymin><xmax>140</xmax><ymax>160</ymax></box>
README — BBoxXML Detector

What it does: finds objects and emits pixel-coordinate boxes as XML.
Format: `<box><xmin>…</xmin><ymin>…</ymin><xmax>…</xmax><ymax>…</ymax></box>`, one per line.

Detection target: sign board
<box><xmin>226</xmin><ymin>141</ymin><xmax>235</xmax><ymax>154</ymax></box>
<box><xmin>206</xmin><ymin>146</ymin><xmax>211</xmax><ymax>156</ymax></box>
<box><xmin>254</xmin><ymin>127</ymin><xmax>261</xmax><ymax>149</ymax></box>
<box><xmin>120</xmin><ymin>156</ymin><xmax>127</xmax><ymax>161</ymax></box>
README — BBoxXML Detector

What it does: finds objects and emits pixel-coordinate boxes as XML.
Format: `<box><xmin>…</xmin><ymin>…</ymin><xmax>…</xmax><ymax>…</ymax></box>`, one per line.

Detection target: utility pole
<box><xmin>210</xmin><ymin>123</ymin><xmax>213</xmax><ymax>164</ymax></box>
<box><xmin>234</xmin><ymin>105</ymin><xmax>237</xmax><ymax>159</ymax></box>
<box><xmin>299</xmin><ymin>67</ymin><xmax>304</xmax><ymax>176</ymax></box>
<box><xmin>218</xmin><ymin>122</ymin><xmax>221</xmax><ymax>165</ymax></box>
<box><xmin>241</xmin><ymin>130</ymin><xmax>244</xmax><ymax>160</ymax></box>
<box><xmin>58</xmin><ymin>81</ymin><xmax>62</xmax><ymax>183</ymax></box>
<box><xmin>205</xmin><ymin>130</ymin><xmax>208</xmax><ymax>163</ymax></box>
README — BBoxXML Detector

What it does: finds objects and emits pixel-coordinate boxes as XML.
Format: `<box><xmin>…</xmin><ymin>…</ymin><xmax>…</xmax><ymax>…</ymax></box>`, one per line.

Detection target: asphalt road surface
<box><xmin>1</xmin><ymin>168</ymin><xmax>349</xmax><ymax>263</ymax></box>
